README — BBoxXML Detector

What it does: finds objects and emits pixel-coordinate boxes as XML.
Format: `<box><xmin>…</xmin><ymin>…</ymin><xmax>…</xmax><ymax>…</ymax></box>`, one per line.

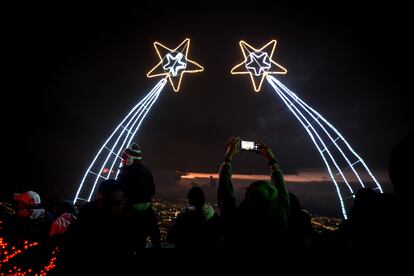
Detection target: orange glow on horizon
<box><xmin>179</xmin><ymin>170</ymin><xmax>389</xmax><ymax>184</ymax></box>
<box><xmin>180</xmin><ymin>172</ymin><xmax>326</xmax><ymax>183</ymax></box>
<box><xmin>181</xmin><ymin>172</ymin><xmax>268</xmax><ymax>181</ymax></box>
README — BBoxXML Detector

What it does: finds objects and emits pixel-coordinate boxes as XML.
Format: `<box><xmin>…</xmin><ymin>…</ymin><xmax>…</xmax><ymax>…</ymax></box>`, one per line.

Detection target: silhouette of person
<box><xmin>337</xmin><ymin>187</ymin><xmax>381</xmax><ymax>249</ymax></box>
<box><xmin>218</xmin><ymin>137</ymin><xmax>290</xmax><ymax>248</ymax></box>
<box><xmin>63</xmin><ymin>180</ymin><xmax>130</xmax><ymax>272</ymax></box>
<box><xmin>49</xmin><ymin>201</ymin><xmax>77</xmax><ymax>237</ymax></box>
<box><xmin>338</xmin><ymin>132</ymin><xmax>414</xmax><ymax>251</ymax></box>
<box><xmin>287</xmin><ymin>193</ymin><xmax>313</xmax><ymax>249</ymax></box>
<box><xmin>117</xmin><ymin>143</ymin><xmax>160</xmax><ymax>247</ymax></box>
<box><xmin>167</xmin><ymin>186</ymin><xmax>221</xmax><ymax>248</ymax></box>
<box><xmin>5</xmin><ymin>190</ymin><xmax>50</xmax><ymax>243</ymax></box>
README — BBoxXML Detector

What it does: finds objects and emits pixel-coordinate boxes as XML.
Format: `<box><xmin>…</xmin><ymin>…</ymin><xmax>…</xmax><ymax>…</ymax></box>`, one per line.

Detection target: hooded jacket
<box><xmin>167</xmin><ymin>204</ymin><xmax>221</xmax><ymax>248</ymax></box>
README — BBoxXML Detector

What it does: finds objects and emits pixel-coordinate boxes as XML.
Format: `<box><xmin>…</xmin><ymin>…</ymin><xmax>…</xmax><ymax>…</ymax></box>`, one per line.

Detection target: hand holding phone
<box><xmin>240</xmin><ymin>140</ymin><xmax>262</xmax><ymax>152</ymax></box>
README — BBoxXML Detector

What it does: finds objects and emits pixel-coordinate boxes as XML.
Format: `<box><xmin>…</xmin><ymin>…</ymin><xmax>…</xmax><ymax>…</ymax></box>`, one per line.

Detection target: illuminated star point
<box><xmin>231</xmin><ymin>40</ymin><xmax>287</xmax><ymax>92</ymax></box>
<box><xmin>147</xmin><ymin>38</ymin><xmax>204</xmax><ymax>92</ymax></box>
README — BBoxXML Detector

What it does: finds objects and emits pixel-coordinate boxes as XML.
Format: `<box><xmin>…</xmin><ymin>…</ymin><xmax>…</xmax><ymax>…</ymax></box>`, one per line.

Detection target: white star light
<box><xmin>245</xmin><ymin>52</ymin><xmax>271</xmax><ymax>76</ymax></box>
<box><xmin>231</xmin><ymin>40</ymin><xmax>287</xmax><ymax>92</ymax></box>
<box><xmin>147</xmin><ymin>38</ymin><xmax>204</xmax><ymax>92</ymax></box>
<box><xmin>162</xmin><ymin>52</ymin><xmax>187</xmax><ymax>77</ymax></box>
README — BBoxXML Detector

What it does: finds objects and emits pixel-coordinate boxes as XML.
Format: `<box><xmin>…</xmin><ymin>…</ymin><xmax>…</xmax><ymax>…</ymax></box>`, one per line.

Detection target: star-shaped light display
<box><xmin>231</xmin><ymin>40</ymin><xmax>287</xmax><ymax>92</ymax></box>
<box><xmin>147</xmin><ymin>38</ymin><xmax>204</xmax><ymax>92</ymax></box>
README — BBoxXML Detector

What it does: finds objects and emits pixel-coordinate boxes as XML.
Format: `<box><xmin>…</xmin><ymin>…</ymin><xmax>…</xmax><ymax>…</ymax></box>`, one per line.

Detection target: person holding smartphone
<box><xmin>218</xmin><ymin>137</ymin><xmax>290</xmax><ymax>249</ymax></box>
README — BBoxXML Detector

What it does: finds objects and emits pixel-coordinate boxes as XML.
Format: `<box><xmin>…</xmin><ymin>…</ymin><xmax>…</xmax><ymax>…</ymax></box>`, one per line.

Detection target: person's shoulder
<box><xmin>178</xmin><ymin>208</ymin><xmax>202</xmax><ymax>220</ymax></box>
<box><xmin>140</xmin><ymin>164</ymin><xmax>152</xmax><ymax>173</ymax></box>
<box><xmin>78</xmin><ymin>202</ymin><xmax>98</xmax><ymax>218</ymax></box>
<box><xmin>178</xmin><ymin>207</ymin><xmax>193</xmax><ymax>217</ymax></box>
<box><xmin>132</xmin><ymin>162</ymin><xmax>152</xmax><ymax>172</ymax></box>
<box><xmin>140</xmin><ymin>165</ymin><xmax>154</xmax><ymax>178</ymax></box>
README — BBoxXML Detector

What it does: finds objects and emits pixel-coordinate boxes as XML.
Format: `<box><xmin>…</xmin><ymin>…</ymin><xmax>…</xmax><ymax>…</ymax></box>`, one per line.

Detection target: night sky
<box><xmin>4</xmin><ymin>3</ymin><xmax>412</xmax><ymax>214</ymax></box>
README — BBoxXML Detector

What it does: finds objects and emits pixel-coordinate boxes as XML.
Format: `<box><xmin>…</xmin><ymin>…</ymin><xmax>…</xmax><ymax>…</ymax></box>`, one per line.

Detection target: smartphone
<box><xmin>240</xmin><ymin>140</ymin><xmax>261</xmax><ymax>152</ymax></box>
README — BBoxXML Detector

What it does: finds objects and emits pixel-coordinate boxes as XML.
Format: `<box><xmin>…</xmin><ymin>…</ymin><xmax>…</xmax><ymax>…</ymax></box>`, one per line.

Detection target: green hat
<box><xmin>245</xmin><ymin>181</ymin><xmax>278</xmax><ymax>213</ymax></box>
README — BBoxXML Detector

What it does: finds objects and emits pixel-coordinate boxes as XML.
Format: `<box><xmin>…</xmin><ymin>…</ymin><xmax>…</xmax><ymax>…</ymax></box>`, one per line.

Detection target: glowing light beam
<box><xmin>268</xmin><ymin>77</ymin><xmax>354</xmax><ymax>193</ymax></box>
<box><xmin>112</xmin><ymin>85</ymin><xmax>163</xmax><ymax>181</ymax></box>
<box><xmin>230</xmin><ymin>39</ymin><xmax>383</xmax><ymax>218</ymax></box>
<box><xmin>268</xmin><ymin>78</ymin><xmax>349</xmax><ymax>218</ymax></box>
<box><xmin>269</xmin><ymin>77</ymin><xmax>366</xmax><ymax>190</ymax></box>
<box><xmin>73</xmin><ymin>79</ymin><xmax>167</xmax><ymax>204</ymax></box>
<box><xmin>267</xmin><ymin>75</ymin><xmax>384</xmax><ymax>218</ymax></box>
<box><xmin>104</xmin><ymin>80</ymin><xmax>165</xmax><ymax>185</ymax></box>
<box><xmin>86</xmin><ymin>85</ymin><xmax>162</xmax><ymax>202</ymax></box>
<box><xmin>270</xmin><ymin>76</ymin><xmax>383</xmax><ymax>194</ymax></box>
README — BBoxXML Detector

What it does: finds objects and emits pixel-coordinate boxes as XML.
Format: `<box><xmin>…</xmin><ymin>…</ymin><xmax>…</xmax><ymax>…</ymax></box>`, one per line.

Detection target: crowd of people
<box><xmin>0</xmin><ymin>133</ymin><xmax>412</xmax><ymax>272</ymax></box>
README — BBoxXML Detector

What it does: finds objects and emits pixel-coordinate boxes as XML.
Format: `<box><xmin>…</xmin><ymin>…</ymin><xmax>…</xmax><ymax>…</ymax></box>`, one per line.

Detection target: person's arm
<box><xmin>218</xmin><ymin>162</ymin><xmax>235</xmax><ymax>214</ymax></box>
<box><xmin>270</xmin><ymin>163</ymin><xmax>289</xmax><ymax>220</ymax></box>
<box><xmin>258</xmin><ymin>143</ymin><xmax>290</xmax><ymax>221</ymax></box>
<box><xmin>218</xmin><ymin>137</ymin><xmax>240</xmax><ymax>215</ymax></box>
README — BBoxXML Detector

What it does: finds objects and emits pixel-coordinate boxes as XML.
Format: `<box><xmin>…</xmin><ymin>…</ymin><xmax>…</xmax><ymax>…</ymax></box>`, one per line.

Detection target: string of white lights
<box><xmin>73</xmin><ymin>79</ymin><xmax>167</xmax><ymax>204</ymax></box>
<box><xmin>267</xmin><ymin>77</ymin><xmax>349</xmax><ymax>218</ymax></box>
<box><xmin>104</xmin><ymin>78</ymin><xmax>167</xmax><ymax>183</ymax></box>
<box><xmin>74</xmin><ymin>38</ymin><xmax>203</xmax><ymax>205</ymax></box>
<box><xmin>271</xmin><ymin>77</ymin><xmax>383</xmax><ymax>194</ymax></box>
<box><xmin>73</xmin><ymin>89</ymin><xmax>157</xmax><ymax>204</ymax></box>
<box><xmin>269</xmin><ymin>76</ymin><xmax>366</xmax><ymax>190</ymax></box>
<box><xmin>107</xmin><ymin>44</ymin><xmax>193</xmax><ymax>181</ymax></box>
<box><xmin>267</xmin><ymin>77</ymin><xmax>354</xmax><ymax>194</ymax></box>
<box><xmin>74</xmin><ymin>82</ymin><xmax>160</xmax><ymax>204</ymax></box>
<box><xmin>86</xmin><ymin>81</ymin><xmax>165</xmax><ymax>202</ymax></box>
<box><xmin>115</xmin><ymin>85</ymin><xmax>164</xmax><ymax>179</ymax></box>
<box><xmin>229</xmin><ymin>39</ymin><xmax>382</xmax><ymax>217</ymax></box>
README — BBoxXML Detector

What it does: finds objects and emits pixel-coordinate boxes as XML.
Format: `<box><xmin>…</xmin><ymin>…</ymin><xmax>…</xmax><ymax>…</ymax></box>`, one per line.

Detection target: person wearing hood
<box><xmin>168</xmin><ymin>186</ymin><xmax>221</xmax><ymax>248</ymax></box>
<box><xmin>218</xmin><ymin>137</ymin><xmax>290</xmax><ymax>249</ymax></box>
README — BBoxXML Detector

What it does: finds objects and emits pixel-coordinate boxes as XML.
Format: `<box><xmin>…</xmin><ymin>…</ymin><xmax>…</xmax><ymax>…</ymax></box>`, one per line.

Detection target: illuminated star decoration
<box><xmin>147</xmin><ymin>38</ymin><xmax>204</xmax><ymax>92</ymax></box>
<box><xmin>231</xmin><ymin>40</ymin><xmax>287</xmax><ymax>92</ymax></box>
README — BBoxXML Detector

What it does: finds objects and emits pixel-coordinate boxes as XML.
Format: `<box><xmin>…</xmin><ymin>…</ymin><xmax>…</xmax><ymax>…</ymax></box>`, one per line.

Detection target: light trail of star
<box><xmin>231</xmin><ymin>39</ymin><xmax>383</xmax><ymax>218</ymax></box>
<box><xmin>268</xmin><ymin>76</ymin><xmax>383</xmax><ymax>194</ymax></box>
<box><xmin>73</xmin><ymin>79</ymin><xmax>166</xmax><ymax>204</ymax></box>
<box><xmin>74</xmin><ymin>38</ymin><xmax>204</xmax><ymax>204</ymax></box>
<box><xmin>267</xmin><ymin>75</ymin><xmax>384</xmax><ymax>218</ymax></box>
